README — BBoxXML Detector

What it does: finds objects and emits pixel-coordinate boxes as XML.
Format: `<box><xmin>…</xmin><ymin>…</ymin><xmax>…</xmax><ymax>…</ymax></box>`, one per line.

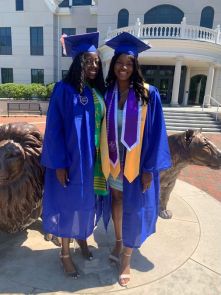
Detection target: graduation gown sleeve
<box><xmin>141</xmin><ymin>86</ymin><xmax>172</xmax><ymax>173</ymax></box>
<box><xmin>41</xmin><ymin>82</ymin><xmax>69</xmax><ymax>169</ymax></box>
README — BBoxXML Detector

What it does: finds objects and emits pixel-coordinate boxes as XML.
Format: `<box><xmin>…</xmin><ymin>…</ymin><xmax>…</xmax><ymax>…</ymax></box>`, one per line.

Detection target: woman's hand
<box><xmin>141</xmin><ymin>172</ymin><xmax>152</xmax><ymax>193</ymax></box>
<box><xmin>56</xmin><ymin>168</ymin><xmax>69</xmax><ymax>187</ymax></box>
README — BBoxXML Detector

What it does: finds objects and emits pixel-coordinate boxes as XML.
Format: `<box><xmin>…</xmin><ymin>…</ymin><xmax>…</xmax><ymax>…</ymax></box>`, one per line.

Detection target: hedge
<box><xmin>0</xmin><ymin>83</ymin><xmax>55</xmax><ymax>100</ymax></box>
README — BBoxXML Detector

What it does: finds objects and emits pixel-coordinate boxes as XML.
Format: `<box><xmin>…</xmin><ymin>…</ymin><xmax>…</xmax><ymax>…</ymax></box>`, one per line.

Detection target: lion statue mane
<box><xmin>0</xmin><ymin>122</ymin><xmax>44</xmax><ymax>233</ymax></box>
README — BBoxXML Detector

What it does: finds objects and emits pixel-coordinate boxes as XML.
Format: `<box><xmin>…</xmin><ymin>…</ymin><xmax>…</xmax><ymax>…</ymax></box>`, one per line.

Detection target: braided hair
<box><xmin>105</xmin><ymin>53</ymin><xmax>149</xmax><ymax>105</ymax></box>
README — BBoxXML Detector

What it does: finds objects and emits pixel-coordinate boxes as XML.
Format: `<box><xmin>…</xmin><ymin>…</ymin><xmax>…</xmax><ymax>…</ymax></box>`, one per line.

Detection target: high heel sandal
<box><xmin>59</xmin><ymin>252</ymin><xmax>80</xmax><ymax>279</ymax></box>
<box><xmin>44</xmin><ymin>233</ymin><xmax>61</xmax><ymax>247</ymax></box>
<box><xmin>75</xmin><ymin>239</ymin><xmax>93</xmax><ymax>261</ymax></box>
<box><xmin>119</xmin><ymin>253</ymin><xmax>131</xmax><ymax>287</ymax></box>
<box><xmin>109</xmin><ymin>239</ymin><xmax>122</xmax><ymax>264</ymax></box>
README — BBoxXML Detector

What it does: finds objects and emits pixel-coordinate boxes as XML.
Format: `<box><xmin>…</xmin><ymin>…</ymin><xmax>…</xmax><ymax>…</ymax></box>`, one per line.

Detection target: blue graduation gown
<box><xmin>100</xmin><ymin>85</ymin><xmax>172</xmax><ymax>248</ymax></box>
<box><xmin>41</xmin><ymin>81</ymin><xmax>96</xmax><ymax>239</ymax></box>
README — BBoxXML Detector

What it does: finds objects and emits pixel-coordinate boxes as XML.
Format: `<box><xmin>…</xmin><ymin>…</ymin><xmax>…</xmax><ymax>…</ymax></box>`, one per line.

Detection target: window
<box><xmin>0</xmin><ymin>27</ymin><xmax>12</xmax><ymax>55</ymax></box>
<box><xmin>86</xmin><ymin>28</ymin><xmax>97</xmax><ymax>33</ymax></box>
<box><xmin>1</xmin><ymin>68</ymin><xmax>13</xmax><ymax>83</ymax></box>
<box><xmin>72</xmin><ymin>0</ymin><xmax>91</xmax><ymax>5</ymax></box>
<box><xmin>30</xmin><ymin>27</ymin><xmax>43</xmax><ymax>55</ymax></box>
<box><xmin>144</xmin><ymin>5</ymin><xmax>184</xmax><ymax>24</ymax></box>
<box><xmin>62</xmin><ymin>28</ymin><xmax>76</xmax><ymax>36</ymax></box>
<box><xmin>61</xmin><ymin>28</ymin><xmax>76</xmax><ymax>56</ymax></box>
<box><xmin>59</xmin><ymin>0</ymin><xmax>91</xmax><ymax>7</ymax></box>
<box><xmin>62</xmin><ymin>70</ymin><xmax>68</xmax><ymax>79</ymax></box>
<box><xmin>117</xmin><ymin>9</ymin><xmax>129</xmax><ymax>28</ymax></box>
<box><xmin>16</xmin><ymin>0</ymin><xmax>23</xmax><ymax>11</ymax></box>
<box><xmin>200</xmin><ymin>6</ymin><xmax>214</xmax><ymax>29</ymax></box>
<box><xmin>31</xmin><ymin>69</ymin><xmax>44</xmax><ymax>84</ymax></box>
<box><xmin>59</xmin><ymin>0</ymin><xmax>70</xmax><ymax>7</ymax></box>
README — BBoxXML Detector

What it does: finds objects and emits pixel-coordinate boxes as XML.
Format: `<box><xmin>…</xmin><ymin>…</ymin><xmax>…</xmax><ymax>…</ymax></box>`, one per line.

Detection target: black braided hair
<box><xmin>105</xmin><ymin>53</ymin><xmax>149</xmax><ymax>105</ymax></box>
<box><xmin>63</xmin><ymin>53</ymin><xmax>105</xmax><ymax>95</ymax></box>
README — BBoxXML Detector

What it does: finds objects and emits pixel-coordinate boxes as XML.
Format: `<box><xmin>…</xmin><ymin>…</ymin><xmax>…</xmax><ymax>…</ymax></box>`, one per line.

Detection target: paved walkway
<box><xmin>0</xmin><ymin>180</ymin><xmax>220</xmax><ymax>294</ymax></box>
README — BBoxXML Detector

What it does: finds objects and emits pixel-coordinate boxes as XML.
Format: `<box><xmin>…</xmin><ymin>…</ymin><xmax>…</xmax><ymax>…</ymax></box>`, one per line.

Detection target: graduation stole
<box><xmin>105</xmin><ymin>83</ymin><xmax>149</xmax><ymax>183</ymax></box>
<box><xmin>90</xmin><ymin>87</ymin><xmax>109</xmax><ymax>196</ymax></box>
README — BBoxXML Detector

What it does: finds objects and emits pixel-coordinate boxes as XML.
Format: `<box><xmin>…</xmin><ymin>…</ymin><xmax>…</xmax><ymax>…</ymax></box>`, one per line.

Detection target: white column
<box><xmin>182</xmin><ymin>66</ymin><xmax>191</xmax><ymax>106</ymax></box>
<box><xmin>57</xmin><ymin>15</ymin><xmax>60</xmax><ymax>82</ymax></box>
<box><xmin>135</xmin><ymin>18</ymin><xmax>141</xmax><ymax>37</ymax></box>
<box><xmin>203</xmin><ymin>64</ymin><xmax>215</xmax><ymax>107</ymax></box>
<box><xmin>171</xmin><ymin>58</ymin><xmax>183</xmax><ymax>106</ymax></box>
<box><xmin>102</xmin><ymin>60</ymin><xmax>110</xmax><ymax>79</ymax></box>
<box><xmin>212</xmin><ymin>67</ymin><xmax>220</xmax><ymax>99</ymax></box>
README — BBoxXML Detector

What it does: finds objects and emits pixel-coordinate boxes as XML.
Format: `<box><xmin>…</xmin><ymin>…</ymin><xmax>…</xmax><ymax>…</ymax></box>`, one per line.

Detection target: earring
<box><xmin>129</xmin><ymin>81</ymin><xmax>134</xmax><ymax>88</ymax></box>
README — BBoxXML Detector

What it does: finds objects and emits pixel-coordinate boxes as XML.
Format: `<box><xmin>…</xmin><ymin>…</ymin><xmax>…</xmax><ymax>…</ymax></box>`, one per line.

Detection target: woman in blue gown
<box><xmin>41</xmin><ymin>32</ymin><xmax>106</xmax><ymax>278</ymax></box>
<box><xmin>103</xmin><ymin>32</ymin><xmax>172</xmax><ymax>286</ymax></box>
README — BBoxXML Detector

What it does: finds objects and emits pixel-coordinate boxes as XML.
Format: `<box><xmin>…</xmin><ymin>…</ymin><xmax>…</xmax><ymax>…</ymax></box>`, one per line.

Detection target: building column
<box><xmin>102</xmin><ymin>60</ymin><xmax>110</xmax><ymax>79</ymax></box>
<box><xmin>171</xmin><ymin>57</ymin><xmax>183</xmax><ymax>106</ymax></box>
<box><xmin>203</xmin><ymin>64</ymin><xmax>215</xmax><ymax>107</ymax></box>
<box><xmin>182</xmin><ymin>66</ymin><xmax>191</xmax><ymax>106</ymax></box>
<box><xmin>212</xmin><ymin>67</ymin><xmax>220</xmax><ymax>99</ymax></box>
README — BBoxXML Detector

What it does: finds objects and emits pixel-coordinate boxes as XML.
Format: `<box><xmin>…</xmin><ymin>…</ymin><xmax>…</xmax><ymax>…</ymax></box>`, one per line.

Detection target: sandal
<box><xmin>119</xmin><ymin>253</ymin><xmax>131</xmax><ymax>287</ymax></box>
<box><xmin>75</xmin><ymin>239</ymin><xmax>93</xmax><ymax>261</ymax></box>
<box><xmin>59</xmin><ymin>252</ymin><xmax>80</xmax><ymax>279</ymax></box>
<box><xmin>44</xmin><ymin>234</ymin><xmax>61</xmax><ymax>247</ymax></box>
<box><xmin>109</xmin><ymin>239</ymin><xmax>122</xmax><ymax>264</ymax></box>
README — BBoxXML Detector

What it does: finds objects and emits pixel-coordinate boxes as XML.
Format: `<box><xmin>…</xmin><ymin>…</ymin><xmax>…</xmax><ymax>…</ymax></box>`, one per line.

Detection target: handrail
<box><xmin>202</xmin><ymin>95</ymin><xmax>221</xmax><ymax>120</ymax></box>
<box><xmin>106</xmin><ymin>21</ymin><xmax>221</xmax><ymax>45</ymax></box>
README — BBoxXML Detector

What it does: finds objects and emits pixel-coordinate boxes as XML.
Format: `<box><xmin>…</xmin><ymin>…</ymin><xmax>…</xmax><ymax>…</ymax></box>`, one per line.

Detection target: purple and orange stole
<box><xmin>100</xmin><ymin>83</ymin><xmax>149</xmax><ymax>183</ymax></box>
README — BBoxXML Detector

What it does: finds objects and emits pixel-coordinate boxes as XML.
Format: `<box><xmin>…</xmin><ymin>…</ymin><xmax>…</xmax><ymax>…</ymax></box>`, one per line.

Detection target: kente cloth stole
<box><xmin>91</xmin><ymin>87</ymin><xmax>108</xmax><ymax>195</ymax></box>
<box><xmin>106</xmin><ymin>83</ymin><xmax>149</xmax><ymax>183</ymax></box>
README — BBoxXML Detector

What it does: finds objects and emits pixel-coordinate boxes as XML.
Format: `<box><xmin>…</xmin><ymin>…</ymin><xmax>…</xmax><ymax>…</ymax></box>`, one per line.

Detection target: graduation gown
<box><xmin>101</xmin><ymin>85</ymin><xmax>172</xmax><ymax>248</ymax></box>
<box><xmin>41</xmin><ymin>81</ymin><xmax>96</xmax><ymax>239</ymax></box>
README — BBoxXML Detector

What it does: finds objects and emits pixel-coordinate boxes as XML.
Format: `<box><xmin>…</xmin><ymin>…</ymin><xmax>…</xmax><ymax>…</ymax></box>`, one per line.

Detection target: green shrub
<box><xmin>0</xmin><ymin>83</ymin><xmax>51</xmax><ymax>100</ymax></box>
<box><xmin>46</xmin><ymin>83</ymin><xmax>55</xmax><ymax>99</ymax></box>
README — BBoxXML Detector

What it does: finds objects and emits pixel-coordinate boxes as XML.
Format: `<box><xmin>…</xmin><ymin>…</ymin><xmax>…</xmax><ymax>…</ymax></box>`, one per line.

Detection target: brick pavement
<box><xmin>1</xmin><ymin>115</ymin><xmax>220</xmax><ymax>202</ymax></box>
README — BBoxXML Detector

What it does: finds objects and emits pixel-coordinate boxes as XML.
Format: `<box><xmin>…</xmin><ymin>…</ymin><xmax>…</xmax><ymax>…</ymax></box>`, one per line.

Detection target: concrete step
<box><xmin>166</xmin><ymin>122</ymin><xmax>221</xmax><ymax>128</ymax></box>
<box><xmin>163</xmin><ymin>108</ymin><xmax>221</xmax><ymax>132</ymax></box>
<box><xmin>166</xmin><ymin>123</ymin><xmax>221</xmax><ymax>131</ymax></box>
<box><xmin>165</xmin><ymin>116</ymin><xmax>215</xmax><ymax>122</ymax></box>
<box><xmin>166</xmin><ymin>126</ymin><xmax>221</xmax><ymax>132</ymax></box>
<box><xmin>163</xmin><ymin>112</ymin><xmax>214</xmax><ymax>118</ymax></box>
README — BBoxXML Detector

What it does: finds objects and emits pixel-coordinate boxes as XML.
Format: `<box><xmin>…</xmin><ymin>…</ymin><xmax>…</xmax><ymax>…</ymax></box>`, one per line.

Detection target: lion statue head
<box><xmin>0</xmin><ymin>122</ymin><xmax>44</xmax><ymax>233</ymax></box>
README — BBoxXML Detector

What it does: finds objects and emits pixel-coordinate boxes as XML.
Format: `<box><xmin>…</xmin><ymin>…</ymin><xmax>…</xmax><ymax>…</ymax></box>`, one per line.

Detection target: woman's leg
<box><xmin>119</xmin><ymin>246</ymin><xmax>133</xmax><ymax>286</ymax></box>
<box><xmin>75</xmin><ymin>239</ymin><xmax>93</xmax><ymax>260</ymax></box>
<box><xmin>110</xmin><ymin>188</ymin><xmax>123</xmax><ymax>258</ymax></box>
<box><xmin>111</xmin><ymin>188</ymin><xmax>133</xmax><ymax>286</ymax></box>
<box><xmin>60</xmin><ymin>237</ymin><xmax>79</xmax><ymax>277</ymax></box>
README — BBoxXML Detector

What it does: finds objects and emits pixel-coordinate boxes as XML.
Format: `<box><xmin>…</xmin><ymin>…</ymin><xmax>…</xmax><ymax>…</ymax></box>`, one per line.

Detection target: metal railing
<box><xmin>202</xmin><ymin>95</ymin><xmax>221</xmax><ymax>120</ymax></box>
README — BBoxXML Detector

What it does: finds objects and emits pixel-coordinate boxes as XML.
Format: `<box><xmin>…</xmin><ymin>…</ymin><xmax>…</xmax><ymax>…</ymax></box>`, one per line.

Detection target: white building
<box><xmin>0</xmin><ymin>0</ymin><xmax>221</xmax><ymax>106</ymax></box>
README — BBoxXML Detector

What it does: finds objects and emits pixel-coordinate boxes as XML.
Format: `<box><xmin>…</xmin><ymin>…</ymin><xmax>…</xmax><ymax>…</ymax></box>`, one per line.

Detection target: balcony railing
<box><xmin>106</xmin><ymin>18</ymin><xmax>221</xmax><ymax>45</ymax></box>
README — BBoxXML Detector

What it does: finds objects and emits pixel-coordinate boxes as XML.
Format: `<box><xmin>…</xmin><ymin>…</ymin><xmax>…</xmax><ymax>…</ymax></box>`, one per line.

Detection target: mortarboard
<box><xmin>105</xmin><ymin>32</ymin><xmax>151</xmax><ymax>57</ymax></box>
<box><xmin>63</xmin><ymin>32</ymin><xmax>99</xmax><ymax>58</ymax></box>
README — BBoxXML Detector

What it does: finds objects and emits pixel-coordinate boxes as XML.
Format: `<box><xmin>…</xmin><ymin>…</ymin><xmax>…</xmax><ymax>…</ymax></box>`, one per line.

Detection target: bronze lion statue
<box><xmin>0</xmin><ymin>122</ymin><xmax>44</xmax><ymax>233</ymax></box>
<box><xmin>160</xmin><ymin>129</ymin><xmax>221</xmax><ymax>219</ymax></box>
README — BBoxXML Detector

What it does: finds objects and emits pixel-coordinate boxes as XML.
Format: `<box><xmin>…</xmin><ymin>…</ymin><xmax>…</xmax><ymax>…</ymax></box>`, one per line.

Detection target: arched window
<box><xmin>200</xmin><ymin>6</ymin><xmax>214</xmax><ymax>29</ymax></box>
<box><xmin>144</xmin><ymin>5</ymin><xmax>184</xmax><ymax>24</ymax></box>
<box><xmin>117</xmin><ymin>9</ymin><xmax>129</xmax><ymax>28</ymax></box>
